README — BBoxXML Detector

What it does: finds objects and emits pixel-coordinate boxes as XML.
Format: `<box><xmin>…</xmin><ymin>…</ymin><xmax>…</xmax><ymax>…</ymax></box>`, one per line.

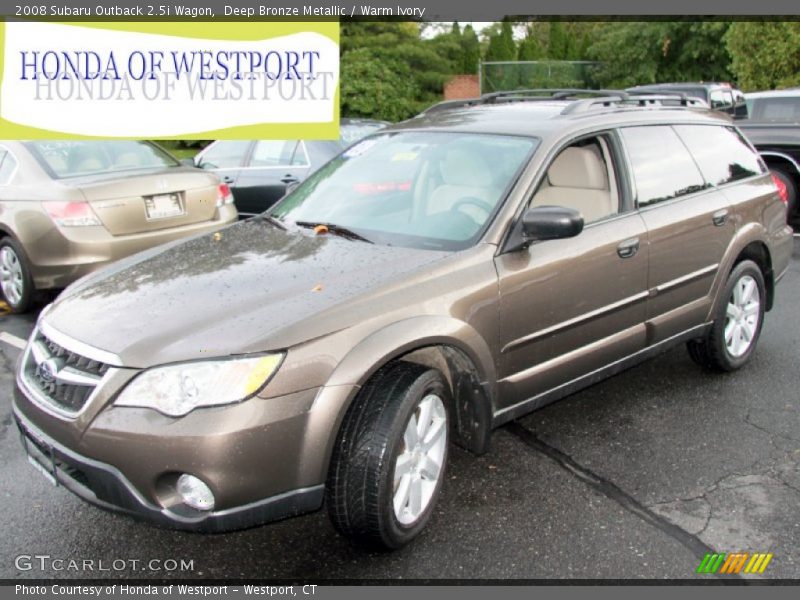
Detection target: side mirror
<box><xmin>521</xmin><ymin>205</ymin><xmax>584</xmax><ymax>242</ymax></box>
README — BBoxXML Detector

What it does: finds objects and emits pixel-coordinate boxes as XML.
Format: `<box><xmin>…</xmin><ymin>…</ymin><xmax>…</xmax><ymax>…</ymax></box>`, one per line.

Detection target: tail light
<box><xmin>770</xmin><ymin>173</ymin><xmax>788</xmax><ymax>205</ymax></box>
<box><xmin>43</xmin><ymin>201</ymin><xmax>101</xmax><ymax>227</ymax></box>
<box><xmin>216</xmin><ymin>183</ymin><xmax>234</xmax><ymax>207</ymax></box>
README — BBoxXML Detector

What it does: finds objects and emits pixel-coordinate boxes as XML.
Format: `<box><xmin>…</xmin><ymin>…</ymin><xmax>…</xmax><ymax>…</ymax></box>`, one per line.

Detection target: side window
<box><xmin>709</xmin><ymin>89</ymin><xmax>733</xmax><ymax>111</ymax></box>
<box><xmin>249</xmin><ymin>141</ymin><xmax>300</xmax><ymax>167</ymax></box>
<box><xmin>674</xmin><ymin>125</ymin><xmax>764</xmax><ymax>186</ymax></box>
<box><xmin>291</xmin><ymin>142</ymin><xmax>310</xmax><ymax>167</ymax></box>
<box><xmin>0</xmin><ymin>149</ymin><xmax>17</xmax><ymax>185</ymax></box>
<box><xmin>198</xmin><ymin>141</ymin><xmax>250</xmax><ymax>169</ymax></box>
<box><xmin>530</xmin><ymin>135</ymin><xmax>620</xmax><ymax>224</ymax></box>
<box><xmin>620</xmin><ymin>126</ymin><xmax>707</xmax><ymax>208</ymax></box>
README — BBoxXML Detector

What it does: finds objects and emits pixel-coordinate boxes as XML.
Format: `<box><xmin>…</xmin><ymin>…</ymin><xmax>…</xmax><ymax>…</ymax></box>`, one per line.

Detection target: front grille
<box><xmin>22</xmin><ymin>329</ymin><xmax>110</xmax><ymax>414</ymax></box>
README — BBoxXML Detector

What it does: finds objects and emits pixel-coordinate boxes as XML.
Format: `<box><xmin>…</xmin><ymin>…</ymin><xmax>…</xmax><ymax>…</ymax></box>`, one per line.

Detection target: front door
<box><xmin>494</xmin><ymin>134</ymin><xmax>649</xmax><ymax>415</ymax></box>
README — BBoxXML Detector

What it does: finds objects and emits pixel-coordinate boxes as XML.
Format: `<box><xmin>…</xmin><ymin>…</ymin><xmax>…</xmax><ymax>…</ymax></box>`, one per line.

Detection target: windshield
<box><xmin>27</xmin><ymin>141</ymin><xmax>179</xmax><ymax>179</ymax></box>
<box><xmin>270</xmin><ymin>131</ymin><xmax>537</xmax><ymax>251</ymax></box>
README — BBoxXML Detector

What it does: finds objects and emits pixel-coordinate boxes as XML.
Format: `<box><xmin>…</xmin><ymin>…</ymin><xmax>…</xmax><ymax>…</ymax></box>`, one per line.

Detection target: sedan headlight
<box><xmin>115</xmin><ymin>354</ymin><xmax>283</xmax><ymax>417</ymax></box>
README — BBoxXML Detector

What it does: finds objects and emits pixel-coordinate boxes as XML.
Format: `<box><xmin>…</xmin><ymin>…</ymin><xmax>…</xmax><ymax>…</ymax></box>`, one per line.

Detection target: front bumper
<box><xmin>14</xmin><ymin>329</ymin><xmax>359</xmax><ymax>533</ymax></box>
<box><xmin>14</xmin><ymin>406</ymin><xmax>325</xmax><ymax>533</ymax></box>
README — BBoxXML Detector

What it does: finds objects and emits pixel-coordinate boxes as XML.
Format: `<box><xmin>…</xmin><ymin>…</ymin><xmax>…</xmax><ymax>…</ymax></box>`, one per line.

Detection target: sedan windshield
<box><xmin>27</xmin><ymin>141</ymin><xmax>180</xmax><ymax>179</ymax></box>
<box><xmin>270</xmin><ymin>131</ymin><xmax>537</xmax><ymax>250</ymax></box>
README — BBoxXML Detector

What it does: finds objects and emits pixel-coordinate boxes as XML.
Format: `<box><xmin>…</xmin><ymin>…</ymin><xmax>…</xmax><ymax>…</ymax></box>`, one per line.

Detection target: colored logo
<box><xmin>697</xmin><ymin>552</ymin><xmax>773</xmax><ymax>574</ymax></box>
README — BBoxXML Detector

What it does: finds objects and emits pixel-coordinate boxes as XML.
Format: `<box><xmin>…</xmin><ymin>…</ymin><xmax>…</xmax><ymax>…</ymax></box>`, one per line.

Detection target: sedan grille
<box><xmin>22</xmin><ymin>329</ymin><xmax>110</xmax><ymax>414</ymax></box>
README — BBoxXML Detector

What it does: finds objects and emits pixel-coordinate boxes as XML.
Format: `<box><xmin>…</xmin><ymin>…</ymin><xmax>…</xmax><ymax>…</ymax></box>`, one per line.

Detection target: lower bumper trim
<box><xmin>13</xmin><ymin>408</ymin><xmax>324</xmax><ymax>533</ymax></box>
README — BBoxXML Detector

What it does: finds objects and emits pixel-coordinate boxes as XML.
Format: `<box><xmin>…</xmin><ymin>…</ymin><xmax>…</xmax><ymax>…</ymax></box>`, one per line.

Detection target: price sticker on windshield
<box><xmin>343</xmin><ymin>138</ymin><xmax>379</xmax><ymax>159</ymax></box>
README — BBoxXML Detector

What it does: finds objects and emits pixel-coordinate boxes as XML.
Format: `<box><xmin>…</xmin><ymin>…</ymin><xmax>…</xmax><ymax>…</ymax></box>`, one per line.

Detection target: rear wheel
<box><xmin>686</xmin><ymin>260</ymin><xmax>765</xmax><ymax>372</ymax></box>
<box><xmin>0</xmin><ymin>238</ymin><xmax>35</xmax><ymax>314</ymax></box>
<box><xmin>771</xmin><ymin>168</ymin><xmax>798</xmax><ymax>222</ymax></box>
<box><xmin>326</xmin><ymin>362</ymin><xmax>450</xmax><ymax>549</ymax></box>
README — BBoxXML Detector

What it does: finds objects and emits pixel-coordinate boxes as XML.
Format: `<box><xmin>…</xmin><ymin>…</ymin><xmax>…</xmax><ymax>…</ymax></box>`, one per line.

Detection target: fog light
<box><xmin>176</xmin><ymin>474</ymin><xmax>215</xmax><ymax>511</ymax></box>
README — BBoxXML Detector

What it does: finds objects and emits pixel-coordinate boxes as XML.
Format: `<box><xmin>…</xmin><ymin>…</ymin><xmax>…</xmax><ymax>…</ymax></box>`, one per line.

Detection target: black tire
<box><xmin>686</xmin><ymin>260</ymin><xmax>766</xmax><ymax>372</ymax></box>
<box><xmin>0</xmin><ymin>237</ymin><xmax>35</xmax><ymax>314</ymax></box>
<box><xmin>770</xmin><ymin>168</ymin><xmax>798</xmax><ymax>222</ymax></box>
<box><xmin>326</xmin><ymin>362</ymin><xmax>450</xmax><ymax>549</ymax></box>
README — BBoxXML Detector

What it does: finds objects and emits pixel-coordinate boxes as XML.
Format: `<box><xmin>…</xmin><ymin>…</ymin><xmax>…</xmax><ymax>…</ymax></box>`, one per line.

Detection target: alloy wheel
<box><xmin>392</xmin><ymin>393</ymin><xmax>447</xmax><ymax>526</ymax></box>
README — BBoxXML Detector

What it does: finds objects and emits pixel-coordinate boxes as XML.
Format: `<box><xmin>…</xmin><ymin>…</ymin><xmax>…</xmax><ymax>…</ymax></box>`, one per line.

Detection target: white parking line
<box><xmin>0</xmin><ymin>331</ymin><xmax>27</xmax><ymax>350</ymax></box>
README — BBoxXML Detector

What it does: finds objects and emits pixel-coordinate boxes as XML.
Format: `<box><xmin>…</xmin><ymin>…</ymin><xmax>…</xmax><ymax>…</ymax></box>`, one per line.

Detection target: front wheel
<box><xmin>326</xmin><ymin>362</ymin><xmax>450</xmax><ymax>549</ymax></box>
<box><xmin>686</xmin><ymin>260</ymin><xmax>766</xmax><ymax>372</ymax></box>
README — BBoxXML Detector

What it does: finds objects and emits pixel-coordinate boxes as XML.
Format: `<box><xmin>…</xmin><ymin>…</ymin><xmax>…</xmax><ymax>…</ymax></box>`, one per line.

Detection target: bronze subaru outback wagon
<box><xmin>14</xmin><ymin>90</ymin><xmax>793</xmax><ymax>549</ymax></box>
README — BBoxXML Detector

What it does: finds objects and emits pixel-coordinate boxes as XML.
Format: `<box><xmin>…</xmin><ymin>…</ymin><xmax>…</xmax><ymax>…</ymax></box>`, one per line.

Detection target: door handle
<box><xmin>281</xmin><ymin>174</ymin><xmax>300</xmax><ymax>185</ymax></box>
<box><xmin>712</xmin><ymin>209</ymin><xmax>729</xmax><ymax>227</ymax></box>
<box><xmin>617</xmin><ymin>237</ymin><xmax>640</xmax><ymax>259</ymax></box>
<box><xmin>221</xmin><ymin>175</ymin><xmax>235</xmax><ymax>184</ymax></box>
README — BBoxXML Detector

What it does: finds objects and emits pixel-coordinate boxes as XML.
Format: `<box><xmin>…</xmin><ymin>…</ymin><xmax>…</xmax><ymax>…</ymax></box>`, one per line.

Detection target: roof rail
<box><xmin>481</xmin><ymin>89</ymin><xmax>630</xmax><ymax>103</ymax></box>
<box><xmin>419</xmin><ymin>88</ymin><xmax>710</xmax><ymax>117</ymax></box>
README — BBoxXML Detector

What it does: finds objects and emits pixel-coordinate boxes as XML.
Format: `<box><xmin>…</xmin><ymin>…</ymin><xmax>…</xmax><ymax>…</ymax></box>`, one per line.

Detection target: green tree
<box><xmin>518</xmin><ymin>28</ymin><xmax>544</xmax><ymax>61</ymax></box>
<box><xmin>340</xmin><ymin>48</ymin><xmax>419</xmax><ymax>121</ymax></box>
<box><xmin>484</xmin><ymin>20</ymin><xmax>518</xmax><ymax>91</ymax></box>
<box><xmin>340</xmin><ymin>21</ymin><xmax>461</xmax><ymax>119</ymax></box>
<box><xmin>588</xmin><ymin>21</ymin><xmax>732</xmax><ymax>89</ymax></box>
<box><xmin>485</xmin><ymin>19</ymin><xmax>517</xmax><ymax>61</ymax></box>
<box><xmin>461</xmin><ymin>24</ymin><xmax>480</xmax><ymax>74</ymax></box>
<box><xmin>548</xmin><ymin>22</ymin><xmax>571</xmax><ymax>60</ymax></box>
<box><xmin>726</xmin><ymin>22</ymin><xmax>800</xmax><ymax>90</ymax></box>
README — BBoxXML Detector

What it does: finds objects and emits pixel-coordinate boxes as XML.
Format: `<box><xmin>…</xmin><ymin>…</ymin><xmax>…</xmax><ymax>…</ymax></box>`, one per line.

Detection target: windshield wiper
<box><xmin>295</xmin><ymin>221</ymin><xmax>373</xmax><ymax>244</ymax></box>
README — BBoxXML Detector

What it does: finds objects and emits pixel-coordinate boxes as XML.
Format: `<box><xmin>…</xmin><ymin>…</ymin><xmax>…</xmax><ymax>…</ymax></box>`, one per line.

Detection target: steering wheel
<box><xmin>451</xmin><ymin>197</ymin><xmax>494</xmax><ymax>222</ymax></box>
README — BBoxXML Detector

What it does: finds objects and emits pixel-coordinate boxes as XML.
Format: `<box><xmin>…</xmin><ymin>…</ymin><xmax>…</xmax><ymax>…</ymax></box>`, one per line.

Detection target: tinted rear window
<box><xmin>674</xmin><ymin>125</ymin><xmax>764</xmax><ymax>186</ymax></box>
<box><xmin>27</xmin><ymin>141</ymin><xmax>179</xmax><ymax>178</ymax></box>
<box><xmin>620</xmin><ymin>126</ymin><xmax>708</xmax><ymax>207</ymax></box>
<box><xmin>750</xmin><ymin>96</ymin><xmax>800</xmax><ymax>121</ymax></box>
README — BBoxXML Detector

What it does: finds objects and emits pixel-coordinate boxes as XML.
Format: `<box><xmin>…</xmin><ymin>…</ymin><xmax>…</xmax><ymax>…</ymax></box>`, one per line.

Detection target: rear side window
<box><xmin>674</xmin><ymin>125</ymin><xmax>764</xmax><ymax>186</ymax></box>
<box><xmin>620</xmin><ymin>126</ymin><xmax>708</xmax><ymax>207</ymax></box>
<box><xmin>198</xmin><ymin>141</ymin><xmax>250</xmax><ymax>169</ymax></box>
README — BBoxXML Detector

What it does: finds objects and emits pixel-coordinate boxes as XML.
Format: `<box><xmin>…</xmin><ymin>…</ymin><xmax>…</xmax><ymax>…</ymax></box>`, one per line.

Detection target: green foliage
<box><xmin>518</xmin><ymin>28</ymin><xmax>544</xmax><ymax>61</ymax></box>
<box><xmin>340</xmin><ymin>21</ymin><xmax>461</xmax><ymax>120</ymax></box>
<box><xmin>726</xmin><ymin>22</ymin><xmax>800</xmax><ymax>90</ymax></box>
<box><xmin>548</xmin><ymin>22</ymin><xmax>571</xmax><ymax>60</ymax></box>
<box><xmin>340</xmin><ymin>48</ymin><xmax>419</xmax><ymax>121</ymax></box>
<box><xmin>461</xmin><ymin>24</ymin><xmax>480</xmax><ymax>74</ymax></box>
<box><xmin>485</xmin><ymin>20</ymin><xmax>517</xmax><ymax>61</ymax></box>
<box><xmin>588</xmin><ymin>21</ymin><xmax>732</xmax><ymax>88</ymax></box>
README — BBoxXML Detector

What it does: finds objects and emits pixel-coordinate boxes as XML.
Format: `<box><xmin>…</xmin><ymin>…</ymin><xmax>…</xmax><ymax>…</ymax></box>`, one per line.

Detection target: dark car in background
<box><xmin>194</xmin><ymin>119</ymin><xmax>389</xmax><ymax>218</ymax></box>
<box><xmin>627</xmin><ymin>82</ymin><xmax>747</xmax><ymax>118</ymax></box>
<box><xmin>739</xmin><ymin>90</ymin><xmax>800</xmax><ymax>222</ymax></box>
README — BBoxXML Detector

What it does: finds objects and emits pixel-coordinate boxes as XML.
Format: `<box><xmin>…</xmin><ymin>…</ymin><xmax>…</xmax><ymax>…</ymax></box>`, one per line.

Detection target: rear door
<box><xmin>619</xmin><ymin>125</ymin><xmax>736</xmax><ymax>343</ymax></box>
<box><xmin>233</xmin><ymin>140</ymin><xmax>310</xmax><ymax>216</ymax></box>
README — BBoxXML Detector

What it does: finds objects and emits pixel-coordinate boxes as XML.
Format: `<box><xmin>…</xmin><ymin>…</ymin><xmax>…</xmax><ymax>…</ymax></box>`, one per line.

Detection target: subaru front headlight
<box><xmin>115</xmin><ymin>354</ymin><xmax>283</xmax><ymax>417</ymax></box>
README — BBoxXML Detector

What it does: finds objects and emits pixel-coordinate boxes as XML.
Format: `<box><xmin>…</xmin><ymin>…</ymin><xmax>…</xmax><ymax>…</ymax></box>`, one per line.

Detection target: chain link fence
<box><xmin>480</xmin><ymin>61</ymin><xmax>600</xmax><ymax>94</ymax></box>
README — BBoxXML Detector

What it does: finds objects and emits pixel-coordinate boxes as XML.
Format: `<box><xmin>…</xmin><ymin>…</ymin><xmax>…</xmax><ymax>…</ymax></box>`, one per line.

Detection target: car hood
<box><xmin>43</xmin><ymin>219</ymin><xmax>450</xmax><ymax>367</ymax></box>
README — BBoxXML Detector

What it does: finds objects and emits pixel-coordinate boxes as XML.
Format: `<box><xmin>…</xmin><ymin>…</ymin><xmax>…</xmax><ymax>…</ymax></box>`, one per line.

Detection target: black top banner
<box><xmin>3</xmin><ymin>0</ymin><xmax>800</xmax><ymax>20</ymax></box>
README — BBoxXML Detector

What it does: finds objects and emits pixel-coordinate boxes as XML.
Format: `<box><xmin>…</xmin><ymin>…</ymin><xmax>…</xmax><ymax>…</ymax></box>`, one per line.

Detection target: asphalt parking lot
<box><xmin>0</xmin><ymin>239</ymin><xmax>798</xmax><ymax>582</ymax></box>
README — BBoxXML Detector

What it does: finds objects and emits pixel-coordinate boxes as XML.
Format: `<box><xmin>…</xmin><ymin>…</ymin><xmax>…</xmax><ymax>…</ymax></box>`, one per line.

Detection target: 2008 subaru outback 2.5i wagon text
<box><xmin>14</xmin><ymin>90</ymin><xmax>793</xmax><ymax>549</ymax></box>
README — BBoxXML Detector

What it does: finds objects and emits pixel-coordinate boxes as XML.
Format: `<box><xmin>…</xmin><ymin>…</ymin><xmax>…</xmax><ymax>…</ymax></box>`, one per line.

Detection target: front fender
<box><xmin>325</xmin><ymin>315</ymin><xmax>497</xmax><ymax>396</ymax></box>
